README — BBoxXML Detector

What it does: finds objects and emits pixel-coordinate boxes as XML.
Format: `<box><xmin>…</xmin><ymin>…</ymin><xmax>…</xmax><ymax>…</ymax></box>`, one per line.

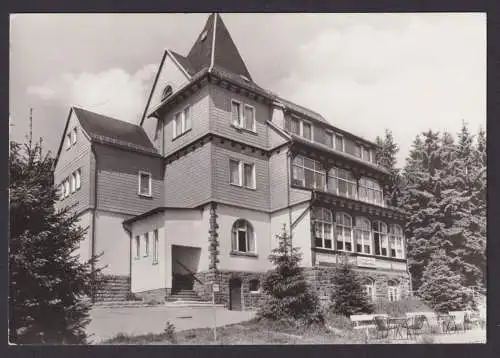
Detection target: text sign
<box><xmin>357</xmin><ymin>256</ymin><xmax>376</xmax><ymax>267</ymax></box>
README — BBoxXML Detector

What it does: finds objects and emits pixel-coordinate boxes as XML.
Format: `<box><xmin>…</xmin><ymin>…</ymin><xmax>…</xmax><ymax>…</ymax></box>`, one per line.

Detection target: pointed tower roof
<box><xmin>186</xmin><ymin>13</ymin><xmax>252</xmax><ymax>80</ymax></box>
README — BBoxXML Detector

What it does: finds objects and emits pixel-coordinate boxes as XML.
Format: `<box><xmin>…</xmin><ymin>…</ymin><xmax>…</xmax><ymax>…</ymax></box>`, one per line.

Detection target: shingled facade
<box><xmin>54</xmin><ymin>14</ymin><xmax>411</xmax><ymax>309</ymax></box>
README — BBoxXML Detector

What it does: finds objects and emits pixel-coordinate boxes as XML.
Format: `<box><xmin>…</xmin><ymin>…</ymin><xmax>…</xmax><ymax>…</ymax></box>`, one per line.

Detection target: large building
<box><xmin>54</xmin><ymin>14</ymin><xmax>410</xmax><ymax>310</ymax></box>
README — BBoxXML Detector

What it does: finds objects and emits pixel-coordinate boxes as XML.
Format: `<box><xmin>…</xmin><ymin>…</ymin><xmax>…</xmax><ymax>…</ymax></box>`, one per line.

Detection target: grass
<box><xmin>103</xmin><ymin>317</ymin><xmax>389</xmax><ymax>345</ymax></box>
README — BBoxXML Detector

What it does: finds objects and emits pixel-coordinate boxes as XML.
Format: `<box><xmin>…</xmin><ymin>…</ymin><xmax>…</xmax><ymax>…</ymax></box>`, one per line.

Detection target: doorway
<box><xmin>229</xmin><ymin>277</ymin><xmax>242</xmax><ymax>311</ymax></box>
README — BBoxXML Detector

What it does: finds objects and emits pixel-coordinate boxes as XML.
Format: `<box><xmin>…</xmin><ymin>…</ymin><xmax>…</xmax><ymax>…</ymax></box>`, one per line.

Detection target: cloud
<box><xmin>271</xmin><ymin>13</ymin><xmax>486</xmax><ymax>165</ymax></box>
<box><xmin>27</xmin><ymin>64</ymin><xmax>158</xmax><ymax>123</ymax></box>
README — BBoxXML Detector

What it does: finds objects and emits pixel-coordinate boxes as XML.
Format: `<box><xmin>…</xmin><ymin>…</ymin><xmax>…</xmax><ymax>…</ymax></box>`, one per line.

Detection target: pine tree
<box><xmin>417</xmin><ymin>250</ymin><xmax>473</xmax><ymax>313</ymax></box>
<box><xmin>329</xmin><ymin>255</ymin><xmax>373</xmax><ymax>317</ymax></box>
<box><xmin>258</xmin><ymin>225</ymin><xmax>323</xmax><ymax>325</ymax></box>
<box><xmin>375</xmin><ymin>129</ymin><xmax>402</xmax><ymax>207</ymax></box>
<box><xmin>9</xmin><ymin>137</ymin><xmax>98</xmax><ymax>344</ymax></box>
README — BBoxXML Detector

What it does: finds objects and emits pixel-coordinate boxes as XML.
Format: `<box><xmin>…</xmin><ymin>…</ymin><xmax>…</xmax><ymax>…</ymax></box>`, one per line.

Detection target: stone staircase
<box><xmin>167</xmin><ymin>289</ymin><xmax>206</xmax><ymax>302</ymax></box>
<box><xmin>94</xmin><ymin>275</ymin><xmax>137</xmax><ymax>304</ymax></box>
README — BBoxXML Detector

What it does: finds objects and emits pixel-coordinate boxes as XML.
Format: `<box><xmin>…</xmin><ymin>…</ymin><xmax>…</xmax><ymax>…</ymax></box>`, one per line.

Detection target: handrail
<box><xmin>174</xmin><ymin>259</ymin><xmax>203</xmax><ymax>285</ymax></box>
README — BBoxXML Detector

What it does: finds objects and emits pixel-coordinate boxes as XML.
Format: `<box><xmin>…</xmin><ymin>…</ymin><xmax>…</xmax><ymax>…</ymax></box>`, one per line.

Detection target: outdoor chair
<box><xmin>405</xmin><ymin>315</ymin><xmax>427</xmax><ymax>339</ymax></box>
<box><xmin>373</xmin><ymin>316</ymin><xmax>398</xmax><ymax>339</ymax></box>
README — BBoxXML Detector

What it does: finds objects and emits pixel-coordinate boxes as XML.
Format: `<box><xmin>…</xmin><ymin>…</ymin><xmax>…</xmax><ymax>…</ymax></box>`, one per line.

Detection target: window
<box><xmin>362</xmin><ymin>147</ymin><xmax>370</xmax><ymax>162</ymax></box>
<box><xmin>387</xmin><ymin>280</ymin><xmax>400</xmax><ymax>302</ymax></box>
<box><xmin>355</xmin><ymin>217</ymin><xmax>372</xmax><ymax>254</ymax></box>
<box><xmin>364</xmin><ymin>278</ymin><xmax>375</xmax><ymax>301</ymax></box>
<box><xmin>335</xmin><ymin>212</ymin><xmax>353</xmax><ymax>252</ymax></box>
<box><xmin>64</xmin><ymin>179</ymin><xmax>70</xmax><ymax>198</ymax></box>
<box><xmin>66</xmin><ymin>134</ymin><xmax>71</xmax><ymax>149</ymax></box>
<box><xmin>325</xmin><ymin>131</ymin><xmax>334</xmax><ymax>149</ymax></box>
<box><xmin>71</xmin><ymin>127</ymin><xmax>77</xmax><ymax>145</ymax></box>
<box><xmin>70</xmin><ymin>173</ymin><xmax>76</xmax><ymax>193</ymax></box>
<box><xmin>231</xmin><ymin>100</ymin><xmax>241</xmax><ymax>125</ymax></box>
<box><xmin>389</xmin><ymin>225</ymin><xmax>404</xmax><ymax>258</ymax></box>
<box><xmin>291</xmin><ymin>155</ymin><xmax>325</xmax><ymax>190</ymax></box>
<box><xmin>135</xmin><ymin>236</ymin><xmax>140</xmax><ymax>259</ymax></box>
<box><xmin>75</xmin><ymin>169</ymin><xmax>81</xmax><ymax>190</ymax></box>
<box><xmin>358</xmin><ymin>177</ymin><xmax>384</xmax><ymax>206</ymax></box>
<box><xmin>302</xmin><ymin>121</ymin><xmax>312</xmax><ymax>140</ymax></box>
<box><xmin>335</xmin><ymin>134</ymin><xmax>344</xmax><ymax>151</ymax></box>
<box><xmin>249</xmin><ymin>279</ymin><xmax>260</xmax><ymax>293</ymax></box>
<box><xmin>313</xmin><ymin>207</ymin><xmax>333</xmax><ymax>249</ymax></box>
<box><xmin>231</xmin><ymin>219</ymin><xmax>255</xmax><ymax>253</ymax></box>
<box><xmin>373</xmin><ymin>221</ymin><xmax>388</xmax><ymax>256</ymax></box>
<box><xmin>161</xmin><ymin>85</ymin><xmax>173</xmax><ymax>100</ymax></box>
<box><xmin>290</xmin><ymin>117</ymin><xmax>300</xmax><ymax>135</ymax></box>
<box><xmin>243</xmin><ymin>105</ymin><xmax>255</xmax><ymax>131</ymax></box>
<box><xmin>354</xmin><ymin>144</ymin><xmax>362</xmax><ymax>158</ymax></box>
<box><xmin>344</xmin><ymin>139</ymin><xmax>358</xmax><ymax>156</ymax></box>
<box><xmin>173</xmin><ymin>106</ymin><xmax>191</xmax><ymax>138</ymax></box>
<box><xmin>138</xmin><ymin>171</ymin><xmax>152</xmax><ymax>197</ymax></box>
<box><xmin>153</xmin><ymin>229</ymin><xmax>159</xmax><ymax>264</ymax></box>
<box><xmin>144</xmin><ymin>232</ymin><xmax>149</xmax><ymax>257</ymax></box>
<box><xmin>327</xmin><ymin>167</ymin><xmax>357</xmax><ymax>198</ymax></box>
<box><xmin>229</xmin><ymin>160</ymin><xmax>255</xmax><ymax>189</ymax></box>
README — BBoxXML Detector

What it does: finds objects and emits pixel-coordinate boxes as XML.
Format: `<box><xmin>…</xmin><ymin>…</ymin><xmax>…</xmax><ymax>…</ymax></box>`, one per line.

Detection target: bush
<box><xmin>373</xmin><ymin>298</ymin><xmax>432</xmax><ymax>317</ymax></box>
<box><xmin>323</xmin><ymin>312</ymin><xmax>353</xmax><ymax>331</ymax></box>
<box><xmin>164</xmin><ymin>321</ymin><xmax>176</xmax><ymax>343</ymax></box>
<box><xmin>258</xmin><ymin>226</ymin><xmax>323</xmax><ymax>325</ymax></box>
<box><xmin>329</xmin><ymin>255</ymin><xmax>374</xmax><ymax>317</ymax></box>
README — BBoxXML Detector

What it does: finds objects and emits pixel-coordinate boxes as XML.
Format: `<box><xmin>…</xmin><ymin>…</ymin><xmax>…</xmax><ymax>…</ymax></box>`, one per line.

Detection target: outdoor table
<box><xmin>388</xmin><ymin>316</ymin><xmax>409</xmax><ymax>339</ymax></box>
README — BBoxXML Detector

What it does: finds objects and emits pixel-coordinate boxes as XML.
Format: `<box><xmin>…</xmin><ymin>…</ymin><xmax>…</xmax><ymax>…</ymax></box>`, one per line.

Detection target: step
<box><xmin>164</xmin><ymin>301</ymin><xmax>224</xmax><ymax>308</ymax></box>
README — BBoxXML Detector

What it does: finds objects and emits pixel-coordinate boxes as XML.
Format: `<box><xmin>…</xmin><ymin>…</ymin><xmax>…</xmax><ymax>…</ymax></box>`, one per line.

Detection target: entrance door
<box><xmin>229</xmin><ymin>278</ymin><xmax>242</xmax><ymax>311</ymax></box>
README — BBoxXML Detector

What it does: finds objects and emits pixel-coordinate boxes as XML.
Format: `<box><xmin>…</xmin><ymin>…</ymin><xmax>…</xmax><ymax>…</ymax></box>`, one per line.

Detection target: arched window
<box><xmin>388</xmin><ymin>225</ymin><xmax>404</xmax><ymax>258</ymax></box>
<box><xmin>249</xmin><ymin>279</ymin><xmax>260</xmax><ymax>293</ymax></box>
<box><xmin>231</xmin><ymin>219</ymin><xmax>255</xmax><ymax>254</ymax></box>
<box><xmin>387</xmin><ymin>280</ymin><xmax>400</xmax><ymax>302</ymax></box>
<box><xmin>161</xmin><ymin>84</ymin><xmax>173</xmax><ymax>100</ymax></box>
<box><xmin>335</xmin><ymin>213</ymin><xmax>353</xmax><ymax>252</ymax></box>
<box><xmin>327</xmin><ymin>167</ymin><xmax>357</xmax><ymax>199</ymax></box>
<box><xmin>373</xmin><ymin>221</ymin><xmax>388</xmax><ymax>256</ymax></box>
<box><xmin>358</xmin><ymin>177</ymin><xmax>384</xmax><ymax>206</ymax></box>
<box><xmin>313</xmin><ymin>207</ymin><xmax>333</xmax><ymax>249</ymax></box>
<box><xmin>363</xmin><ymin>277</ymin><xmax>375</xmax><ymax>301</ymax></box>
<box><xmin>355</xmin><ymin>217</ymin><xmax>372</xmax><ymax>254</ymax></box>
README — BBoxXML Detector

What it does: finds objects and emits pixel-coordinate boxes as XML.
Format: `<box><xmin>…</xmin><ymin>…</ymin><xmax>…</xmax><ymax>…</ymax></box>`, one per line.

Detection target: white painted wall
<box><xmin>163</xmin><ymin>207</ymin><xmax>210</xmax><ymax>289</ymax></box>
<box><xmin>270</xmin><ymin>201</ymin><xmax>313</xmax><ymax>267</ymax></box>
<box><xmin>217</xmin><ymin>204</ymin><xmax>273</xmax><ymax>273</ymax></box>
<box><xmin>94</xmin><ymin>210</ymin><xmax>133</xmax><ymax>276</ymax></box>
<box><xmin>72</xmin><ymin>210</ymin><xmax>92</xmax><ymax>263</ymax></box>
<box><xmin>130</xmin><ymin>211</ymin><xmax>166</xmax><ymax>293</ymax></box>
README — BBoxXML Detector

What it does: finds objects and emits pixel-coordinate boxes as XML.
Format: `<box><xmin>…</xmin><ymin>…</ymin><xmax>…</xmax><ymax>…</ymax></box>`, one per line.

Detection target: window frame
<box><xmin>364</xmin><ymin>278</ymin><xmax>376</xmax><ymax>301</ymax></box>
<box><xmin>229</xmin><ymin>159</ymin><xmax>256</xmax><ymax>190</ymax></box>
<box><xmin>153</xmin><ymin>229</ymin><xmax>159</xmax><ymax>264</ymax></box>
<box><xmin>373</xmin><ymin>221</ymin><xmax>389</xmax><ymax>257</ymax></box>
<box><xmin>231</xmin><ymin>99</ymin><xmax>243</xmax><ymax>127</ymax></box>
<box><xmin>327</xmin><ymin>167</ymin><xmax>357</xmax><ymax>199</ymax></box>
<box><xmin>231</xmin><ymin>219</ymin><xmax>256</xmax><ymax>254</ymax></box>
<box><xmin>325</xmin><ymin>130</ymin><xmax>335</xmax><ymax>149</ymax></box>
<box><xmin>389</xmin><ymin>224</ymin><xmax>405</xmax><ymax>259</ymax></box>
<box><xmin>64</xmin><ymin>179</ymin><xmax>70</xmax><ymax>198</ymax></box>
<box><xmin>301</xmin><ymin>119</ymin><xmax>313</xmax><ymax>141</ymax></box>
<box><xmin>291</xmin><ymin>155</ymin><xmax>326</xmax><ymax>190</ymax></box>
<box><xmin>355</xmin><ymin>217</ymin><xmax>372</xmax><ymax>254</ymax></box>
<box><xmin>172</xmin><ymin>105</ymin><xmax>192</xmax><ymax>139</ymax></box>
<box><xmin>249</xmin><ymin>279</ymin><xmax>260</xmax><ymax>293</ymax></box>
<box><xmin>313</xmin><ymin>207</ymin><xmax>334</xmax><ymax>250</ymax></box>
<box><xmin>335</xmin><ymin>133</ymin><xmax>345</xmax><ymax>152</ymax></box>
<box><xmin>138</xmin><ymin>171</ymin><xmax>152</xmax><ymax>197</ymax></box>
<box><xmin>71</xmin><ymin>127</ymin><xmax>77</xmax><ymax>145</ymax></box>
<box><xmin>387</xmin><ymin>281</ymin><xmax>400</xmax><ymax>302</ymax></box>
<box><xmin>135</xmin><ymin>235</ymin><xmax>140</xmax><ymax>259</ymax></box>
<box><xmin>358</xmin><ymin>177</ymin><xmax>384</xmax><ymax>206</ymax></box>
<box><xmin>143</xmin><ymin>232</ymin><xmax>150</xmax><ymax>257</ymax></box>
<box><xmin>66</xmin><ymin>134</ymin><xmax>72</xmax><ymax>150</ymax></box>
<box><xmin>75</xmin><ymin>169</ymin><xmax>81</xmax><ymax>190</ymax></box>
<box><xmin>335</xmin><ymin>212</ymin><xmax>354</xmax><ymax>252</ymax></box>
<box><xmin>243</xmin><ymin>104</ymin><xmax>256</xmax><ymax>132</ymax></box>
<box><xmin>70</xmin><ymin>173</ymin><xmax>76</xmax><ymax>193</ymax></box>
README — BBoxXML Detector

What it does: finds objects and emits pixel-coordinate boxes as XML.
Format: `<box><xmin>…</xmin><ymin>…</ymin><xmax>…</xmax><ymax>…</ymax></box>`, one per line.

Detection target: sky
<box><xmin>10</xmin><ymin>13</ymin><xmax>486</xmax><ymax>166</ymax></box>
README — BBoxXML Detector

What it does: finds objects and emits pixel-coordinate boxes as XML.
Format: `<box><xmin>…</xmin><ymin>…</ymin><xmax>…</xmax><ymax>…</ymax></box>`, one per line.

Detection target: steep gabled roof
<box><xmin>186</xmin><ymin>13</ymin><xmax>252</xmax><ymax>80</ymax></box>
<box><xmin>169</xmin><ymin>50</ymin><xmax>196</xmax><ymax>76</ymax></box>
<box><xmin>72</xmin><ymin>107</ymin><xmax>157</xmax><ymax>154</ymax></box>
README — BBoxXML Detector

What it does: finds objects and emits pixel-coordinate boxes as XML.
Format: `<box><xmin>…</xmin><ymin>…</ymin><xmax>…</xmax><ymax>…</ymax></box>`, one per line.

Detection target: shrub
<box><xmin>258</xmin><ymin>226</ymin><xmax>323</xmax><ymax>325</ymax></box>
<box><xmin>323</xmin><ymin>312</ymin><xmax>353</xmax><ymax>331</ymax></box>
<box><xmin>164</xmin><ymin>321</ymin><xmax>176</xmax><ymax>343</ymax></box>
<box><xmin>329</xmin><ymin>255</ymin><xmax>374</xmax><ymax>317</ymax></box>
<box><xmin>373</xmin><ymin>298</ymin><xmax>432</xmax><ymax>317</ymax></box>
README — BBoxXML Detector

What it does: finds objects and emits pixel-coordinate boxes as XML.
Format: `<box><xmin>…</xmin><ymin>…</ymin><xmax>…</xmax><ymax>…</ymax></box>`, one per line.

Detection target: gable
<box><xmin>54</xmin><ymin>109</ymin><xmax>92</xmax><ymax>172</ymax></box>
<box><xmin>141</xmin><ymin>51</ymin><xmax>191</xmax><ymax>133</ymax></box>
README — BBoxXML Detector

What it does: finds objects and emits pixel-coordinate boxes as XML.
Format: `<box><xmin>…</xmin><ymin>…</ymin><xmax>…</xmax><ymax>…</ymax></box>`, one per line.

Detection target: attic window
<box><xmin>162</xmin><ymin>85</ymin><xmax>173</xmax><ymax>100</ymax></box>
<box><xmin>200</xmin><ymin>30</ymin><xmax>208</xmax><ymax>42</ymax></box>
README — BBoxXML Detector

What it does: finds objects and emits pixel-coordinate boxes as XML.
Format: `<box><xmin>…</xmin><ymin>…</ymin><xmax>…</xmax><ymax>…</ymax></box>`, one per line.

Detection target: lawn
<box><xmin>103</xmin><ymin>318</ymin><xmax>384</xmax><ymax>345</ymax></box>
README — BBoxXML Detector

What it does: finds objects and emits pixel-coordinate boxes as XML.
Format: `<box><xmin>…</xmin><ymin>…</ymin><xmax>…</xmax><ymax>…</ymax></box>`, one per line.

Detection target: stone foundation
<box><xmin>133</xmin><ymin>288</ymin><xmax>168</xmax><ymax>302</ymax></box>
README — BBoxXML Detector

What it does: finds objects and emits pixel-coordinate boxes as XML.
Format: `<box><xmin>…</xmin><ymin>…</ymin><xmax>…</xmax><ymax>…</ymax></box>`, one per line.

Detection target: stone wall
<box><xmin>134</xmin><ymin>288</ymin><xmax>168</xmax><ymax>302</ymax></box>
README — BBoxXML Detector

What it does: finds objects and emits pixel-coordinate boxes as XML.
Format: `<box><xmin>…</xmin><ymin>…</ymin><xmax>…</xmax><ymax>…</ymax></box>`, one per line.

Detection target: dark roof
<box><xmin>169</xmin><ymin>50</ymin><xmax>196</xmax><ymax>76</ymax></box>
<box><xmin>186</xmin><ymin>13</ymin><xmax>252</xmax><ymax>80</ymax></box>
<box><xmin>73</xmin><ymin>107</ymin><xmax>158</xmax><ymax>155</ymax></box>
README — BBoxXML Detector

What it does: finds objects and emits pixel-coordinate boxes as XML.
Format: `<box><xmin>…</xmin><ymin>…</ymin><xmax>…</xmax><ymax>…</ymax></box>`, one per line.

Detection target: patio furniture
<box><xmin>405</xmin><ymin>315</ymin><xmax>427</xmax><ymax>339</ymax></box>
<box><xmin>438</xmin><ymin>314</ymin><xmax>456</xmax><ymax>333</ymax></box>
<box><xmin>373</xmin><ymin>315</ymin><xmax>399</xmax><ymax>339</ymax></box>
<box><xmin>388</xmin><ymin>317</ymin><xmax>409</xmax><ymax>340</ymax></box>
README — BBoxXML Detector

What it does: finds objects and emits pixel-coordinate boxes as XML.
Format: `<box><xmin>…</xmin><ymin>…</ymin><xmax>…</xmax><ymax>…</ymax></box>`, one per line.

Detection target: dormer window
<box><xmin>71</xmin><ymin>127</ymin><xmax>77</xmax><ymax>145</ymax></box>
<box><xmin>200</xmin><ymin>30</ymin><xmax>208</xmax><ymax>42</ymax></box>
<box><xmin>288</xmin><ymin>116</ymin><xmax>313</xmax><ymax>141</ymax></box>
<box><xmin>161</xmin><ymin>85</ymin><xmax>173</xmax><ymax>101</ymax></box>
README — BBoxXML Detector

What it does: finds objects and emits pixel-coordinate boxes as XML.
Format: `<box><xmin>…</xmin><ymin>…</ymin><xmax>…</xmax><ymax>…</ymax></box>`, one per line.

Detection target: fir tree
<box><xmin>9</xmin><ymin>136</ymin><xmax>98</xmax><ymax>344</ymax></box>
<box><xmin>375</xmin><ymin>129</ymin><xmax>402</xmax><ymax>207</ymax></box>
<box><xmin>329</xmin><ymin>255</ymin><xmax>373</xmax><ymax>317</ymax></box>
<box><xmin>417</xmin><ymin>250</ymin><xmax>473</xmax><ymax>313</ymax></box>
<box><xmin>258</xmin><ymin>225</ymin><xmax>323</xmax><ymax>325</ymax></box>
